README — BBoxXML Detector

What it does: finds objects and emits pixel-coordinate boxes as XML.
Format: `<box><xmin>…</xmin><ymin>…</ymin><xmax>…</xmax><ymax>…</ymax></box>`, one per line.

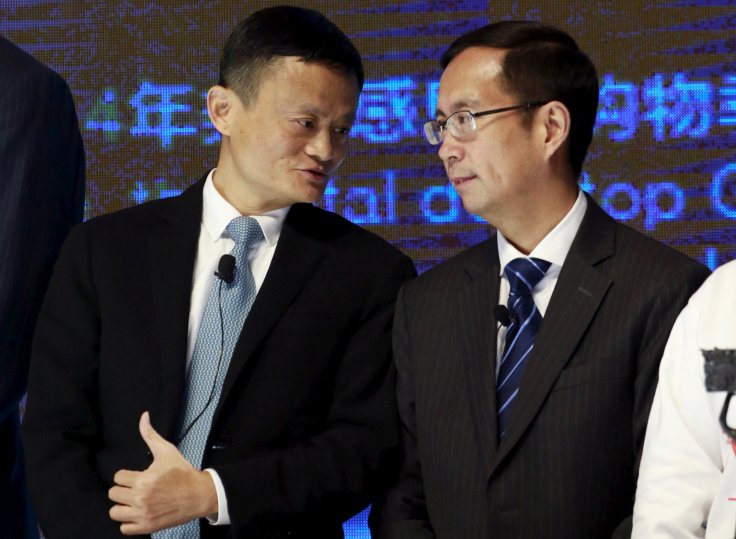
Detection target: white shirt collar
<box><xmin>497</xmin><ymin>190</ymin><xmax>588</xmax><ymax>274</ymax></box>
<box><xmin>201</xmin><ymin>168</ymin><xmax>289</xmax><ymax>246</ymax></box>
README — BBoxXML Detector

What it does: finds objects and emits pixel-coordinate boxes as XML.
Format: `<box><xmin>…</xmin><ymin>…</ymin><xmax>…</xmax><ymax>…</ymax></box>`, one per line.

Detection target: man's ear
<box><xmin>207</xmin><ymin>85</ymin><xmax>235</xmax><ymax>136</ymax></box>
<box><xmin>538</xmin><ymin>100</ymin><xmax>571</xmax><ymax>161</ymax></box>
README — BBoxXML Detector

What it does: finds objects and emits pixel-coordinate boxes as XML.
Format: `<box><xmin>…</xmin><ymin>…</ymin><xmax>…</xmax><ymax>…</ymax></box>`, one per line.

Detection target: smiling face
<box><xmin>436</xmin><ymin>46</ymin><xmax>547</xmax><ymax>228</ymax></box>
<box><xmin>209</xmin><ymin>56</ymin><xmax>360</xmax><ymax>214</ymax></box>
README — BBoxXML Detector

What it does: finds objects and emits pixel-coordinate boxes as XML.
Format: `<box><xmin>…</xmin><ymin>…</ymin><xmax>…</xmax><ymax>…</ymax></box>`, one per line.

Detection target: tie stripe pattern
<box><xmin>154</xmin><ymin>216</ymin><xmax>263</xmax><ymax>539</ymax></box>
<box><xmin>496</xmin><ymin>257</ymin><xmax>551</xmax><ymax>439</ymax></box>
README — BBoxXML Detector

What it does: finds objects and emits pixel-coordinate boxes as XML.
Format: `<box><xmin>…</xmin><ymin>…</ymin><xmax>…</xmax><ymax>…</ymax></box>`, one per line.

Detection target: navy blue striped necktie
<box><xmin>496</xmin><ymin>257</ymin><xmax>551</xmax><ymax>439</ymax></box>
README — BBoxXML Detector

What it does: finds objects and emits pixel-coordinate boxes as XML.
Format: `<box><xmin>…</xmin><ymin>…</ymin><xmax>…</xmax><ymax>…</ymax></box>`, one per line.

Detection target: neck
<box><xmin>496</xmin><ymin>186</ymin><xmax>578</xmax><ymax>255</ymax></box>
<box><xmin>212</xmin><ymin>160</ymin><xmax>281</xmax><ymax>216</ymax></box>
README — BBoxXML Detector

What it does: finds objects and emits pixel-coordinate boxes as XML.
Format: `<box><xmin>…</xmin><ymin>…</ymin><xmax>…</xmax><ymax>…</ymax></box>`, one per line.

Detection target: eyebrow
<box><xmin>285</xmin><ymin>104</ymin><xmax>357</xmax><ymax>123</ymax></box>
<box><xmin>296</xmin><ymin>105</ymin><xmax>328</xmax><ymax>116</ymax></box>
<box><xmin>435</xmin><ymin>99</ymin><xmax>482</xmax><ymax>118</ymax></box>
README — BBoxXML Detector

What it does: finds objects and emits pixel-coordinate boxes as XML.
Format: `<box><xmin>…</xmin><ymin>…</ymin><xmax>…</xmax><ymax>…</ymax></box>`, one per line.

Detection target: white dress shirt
<box><xmin>495</xmin><ymin>190</ymin><xmax>587</xmax><ymax>370</ymax></box>
<box><xmin>189</xmin><ymin>169</ymin><xmax>289</xmax><ymax>525</ymax></box>
<box><xmin>633</xmin><ymin>260</ymin><xmax>736</xmax><ymax>539</ymax></box>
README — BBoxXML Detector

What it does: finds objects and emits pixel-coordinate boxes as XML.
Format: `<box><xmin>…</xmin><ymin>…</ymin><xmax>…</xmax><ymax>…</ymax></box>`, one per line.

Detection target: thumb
<box><xmin>139</xmin><ymin>411</ymin><xmax>173</xmax><ymax>460</ymax></box>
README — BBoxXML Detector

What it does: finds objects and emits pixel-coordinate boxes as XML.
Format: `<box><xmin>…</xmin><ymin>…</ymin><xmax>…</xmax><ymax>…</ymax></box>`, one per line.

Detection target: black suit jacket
<box><xmin>22</xmin><ymin>177</ymin><xmax>416</xmax><ymax>539</ymax></box>
<box><xmin>0</xmin><ymin>36</ymin><xmax>84</xmax><ymax>539</ymax></box>
<box><xmin>372</xmin><ymin>196</ymin><xmax>710</xmax><ymax>539</ymax></box>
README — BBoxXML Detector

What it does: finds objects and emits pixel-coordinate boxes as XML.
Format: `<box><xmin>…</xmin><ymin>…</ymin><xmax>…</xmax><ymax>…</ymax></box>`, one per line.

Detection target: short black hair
<box><xmin>441</xmin><ymin>20</ymin><xmax>599</xmax><ymax>179</ymax></box>
<box><xmin>219</xmin><ymin>5</ymin><xmax>364</xmax><ymax>105</ymax></box>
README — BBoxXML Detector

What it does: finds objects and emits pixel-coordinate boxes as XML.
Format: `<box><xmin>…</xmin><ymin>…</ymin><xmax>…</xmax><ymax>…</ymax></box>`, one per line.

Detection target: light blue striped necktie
<box><xmin>496</xmin><ymin>257</ymin><xmax>551</xmax><ymax>439</ymax></box>
<box><xmin>154</xmin><ymin>216</ymin><xmax>263</xmax><ymax>539</ymax></box>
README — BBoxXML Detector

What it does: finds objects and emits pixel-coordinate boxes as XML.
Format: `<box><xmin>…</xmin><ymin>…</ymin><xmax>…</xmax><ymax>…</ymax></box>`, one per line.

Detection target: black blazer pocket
<box><xmin>552</xmin><ymin>361</ymin><xmax>628</xmax><ymax>392</ymax></box>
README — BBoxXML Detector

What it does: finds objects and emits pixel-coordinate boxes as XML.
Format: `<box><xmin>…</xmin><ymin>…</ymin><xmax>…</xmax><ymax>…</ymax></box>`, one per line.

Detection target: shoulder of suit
<box><xmin>582</xmin><ymin>196</ymin><xmax>708</xmax><ymax>277</ymax></box>
<box><xmin>85</xmin><ymin>193</ymin><xmax>177</xmax><ymax>220</ymax></box>
<box><xmin>0</xmin><ymin>37</ymin><xmax>65</xmax><ymax>88</ymax></box>
<box><xmin>78</xmin><ymin>196</ymin><xmax>414</xmax><ymax>262</ymax></box>
<box><xmin>404</xmin><ymin>233</ymin><xmax>496</xmax><ymax>290</ymax></box>
<box><xmin>288</xmin><ymin>203</ymin><xmax>411</xmax><ymax>259</ymax></box>
<box><xmin>289</xmin><ymin>202</ymin><xmax>370</xmax><ymax>236</ymax></box>
<box><xmin>611</xmin><ymin>219</ymin><xmax>709</xmax><ymax>275</ymax></box>
<box><xmin>78</xmin><ymin>186</ymin><xmax>192</xmax><ymax>236</ymax></box>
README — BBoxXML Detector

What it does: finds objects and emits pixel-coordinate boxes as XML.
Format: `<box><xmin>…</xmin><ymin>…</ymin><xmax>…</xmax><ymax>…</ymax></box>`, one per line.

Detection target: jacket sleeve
<box><xmin>369</xmin><ymin>285</ymin><xmax>436</xmax><ymax>539</ymax></box>
<box><xmin>0</xmin><ymin>55</ymin><xmax>85</xmax><ymax>419</ymax></box>
<box><xmin>22</xmin><ymin>225</ymin><xmax>123</xmax><ymax>539</ymax></box>
<box><xmin>613</xmin><ymin>260</ymin><xmax>710</xmax><ymax>538</ymax></box>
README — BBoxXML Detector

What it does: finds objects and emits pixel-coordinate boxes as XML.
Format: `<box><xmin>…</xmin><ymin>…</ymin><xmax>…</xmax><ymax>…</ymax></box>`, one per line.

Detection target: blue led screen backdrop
<box><xmin>2</xmin><ymin>1</ymin><xmax>736</xmax><ymax>272</ymax></box>
<box><xmin>2</xmin><ymin>0</ymin><xmax>736</xmax><ymax>536</ymax></box>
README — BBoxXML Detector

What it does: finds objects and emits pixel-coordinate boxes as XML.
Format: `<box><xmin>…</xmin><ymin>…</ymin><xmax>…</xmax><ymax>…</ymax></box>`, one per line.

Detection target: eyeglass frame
<box><xmin>423</xmin><ymin>100</ymin><xmax>550</xmax><ymax>145</ymax></box>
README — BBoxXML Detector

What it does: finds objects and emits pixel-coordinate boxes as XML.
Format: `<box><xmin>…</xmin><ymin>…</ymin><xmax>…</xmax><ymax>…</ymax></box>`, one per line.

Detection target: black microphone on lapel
<box><xmin>176</xmin><ymin>254</ymin><xmax>235</xmax><ymax>446</ymax></box>
<box><xmin>493</xmin><ymin>305</ymin><xmax>511</xmax><ymax>327</ymax></box>
<box><xmin>493</xmin><ymin>304</ymin><xmax>513</xmax><ymax>342</ymax></box>
<box><xmin>215</xmin><ymin>254</ymin><xmax>235</xmax><ymax>284</ymax></box>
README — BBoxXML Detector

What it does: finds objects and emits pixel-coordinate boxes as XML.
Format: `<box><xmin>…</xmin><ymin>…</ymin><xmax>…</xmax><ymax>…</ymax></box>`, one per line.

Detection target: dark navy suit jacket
<box><xmin>373</xmin><ymin>197</ymin><xmax>710</xmax><ymax>539</ymax></box>
<box><xmin>0</xmin><ymin>35</ymin><xmax>84</xmax><ymax>539</ymax></box>
<box><xmin>23</xmin><ymin>178</ymin><xmax>415</xmax><ymax>538</ymax></box>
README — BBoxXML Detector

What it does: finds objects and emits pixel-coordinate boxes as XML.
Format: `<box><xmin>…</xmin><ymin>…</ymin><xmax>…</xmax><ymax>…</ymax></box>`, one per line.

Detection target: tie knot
<box><xmin>226</xmin><ymin>216</ymin><xmax>264</xmax><ymax>248</ymax></box>
<box><xmin>505</xmin><ymin>257</ymin><xmax>550</xmax><ymax>296</ymax></box>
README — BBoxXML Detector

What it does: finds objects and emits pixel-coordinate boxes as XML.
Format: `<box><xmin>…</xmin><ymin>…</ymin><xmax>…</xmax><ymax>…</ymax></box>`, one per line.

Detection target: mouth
<box><xmin>299</xmin><ymin>168</ymin><xmax>329</xmax><ymax>182</ymax></box>
<box><xmin>450</xmin><ymin>174</ymin><xmax>477</xmax><ymax>186</ymax></box>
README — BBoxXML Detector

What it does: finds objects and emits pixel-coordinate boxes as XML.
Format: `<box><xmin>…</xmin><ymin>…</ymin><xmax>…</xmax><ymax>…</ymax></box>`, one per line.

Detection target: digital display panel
<box><xmin>3</xmin><ymin>0</ymin><xmax>735</xmax><ymax>535</ymax></box>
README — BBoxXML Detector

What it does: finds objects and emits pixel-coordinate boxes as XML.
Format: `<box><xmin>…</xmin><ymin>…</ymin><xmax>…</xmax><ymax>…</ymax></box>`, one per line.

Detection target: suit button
<box><xmin>210</xmin><ymin>443</ymin><xmax>227</xmax><ymax>451</ymax></box>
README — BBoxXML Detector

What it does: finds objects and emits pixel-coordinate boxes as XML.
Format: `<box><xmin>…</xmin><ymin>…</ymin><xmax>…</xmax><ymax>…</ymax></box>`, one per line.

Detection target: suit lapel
<box><xmin>217</xmin><ymin>203</ymin><xmax>327</xmax><ymax>411</ymax></box>
<box><xmin>491</xmin><ymin>197</ymin><xmax>616</xmax><ymax>473</ymax></box>
<box><xmin>457</xmin><ymin>239</ymin><xmax>501</xmax><ymax>477</ymax></box>
<box><xmin>147</xmin><ymin>178</ymin><xmax>203</xmax><ymax>440</ymax></box>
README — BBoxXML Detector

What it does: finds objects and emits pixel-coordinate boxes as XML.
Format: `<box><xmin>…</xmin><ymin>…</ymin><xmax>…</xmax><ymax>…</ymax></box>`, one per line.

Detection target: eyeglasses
<box><xmin>423</xmin><ymin>101</ymin><xmax>549</xmax><ymax>145</ymax></box>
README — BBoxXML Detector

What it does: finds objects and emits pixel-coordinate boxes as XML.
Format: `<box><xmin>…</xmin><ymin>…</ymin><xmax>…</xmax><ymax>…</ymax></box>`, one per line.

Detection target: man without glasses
<box><xmin>24</xmin><ymin>6</ymin><xmax>415</xmax><ymax>538</ymax></box>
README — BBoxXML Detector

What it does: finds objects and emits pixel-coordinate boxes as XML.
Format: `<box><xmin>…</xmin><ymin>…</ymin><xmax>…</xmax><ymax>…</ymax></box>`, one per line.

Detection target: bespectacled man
<box><xmin>371</xmin><ymin>20</ymin><xmax>709</xmax><ymax>539</ymax></box>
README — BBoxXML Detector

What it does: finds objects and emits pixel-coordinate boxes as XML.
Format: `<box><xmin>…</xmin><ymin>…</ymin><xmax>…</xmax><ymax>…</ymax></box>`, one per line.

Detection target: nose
<box><xmin>305</xmin><ymin>129</ymin><xmax>334</xmax><ymax>163</ymax></box>
<box><xmin>437</xmin><ymin>131</ymin><xmax>462</xmax><ymax>164</ymax></box>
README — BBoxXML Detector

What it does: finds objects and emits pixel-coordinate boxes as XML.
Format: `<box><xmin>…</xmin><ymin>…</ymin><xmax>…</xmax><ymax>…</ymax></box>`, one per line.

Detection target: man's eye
<box><xmin>455</xmin><ymin>114</ymin><xmax>470</xmax><ymax>126</ymax></box>
<box><xmin>334</xmin><ymin>127</ymin><xmax>351</xmax><ymax>136</ymax></box>
<box><xmin>297</xmin><ymin>119</ymin><xmax>314</xmax><ymax>128</ymax></box>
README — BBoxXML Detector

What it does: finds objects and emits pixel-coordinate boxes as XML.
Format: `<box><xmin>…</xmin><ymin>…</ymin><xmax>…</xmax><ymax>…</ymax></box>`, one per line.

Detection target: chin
<box><xmin>461</xmin><ymin>201</ymin><xmax>492</xmax><ymax>224</ymax></box>
<box><xmin>459</xmin><ymin>197</ymin><xmax>481</xmax><ymax>215</ymax></box>
<box><xmin>302</xmin><ymin>186</ymin><xmax>327</xmax><ymax>203</ymax></box>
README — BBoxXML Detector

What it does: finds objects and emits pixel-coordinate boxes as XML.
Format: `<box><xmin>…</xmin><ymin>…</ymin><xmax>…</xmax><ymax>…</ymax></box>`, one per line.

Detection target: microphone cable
<box><xmin>177</xmin><ymin>254</ymin><xmax>235</xmax><ymax>445</ymax></box>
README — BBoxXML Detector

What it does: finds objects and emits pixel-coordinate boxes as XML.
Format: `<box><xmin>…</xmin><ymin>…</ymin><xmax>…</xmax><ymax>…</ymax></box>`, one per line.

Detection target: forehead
<box><xmin>437</xmin><ymin>47</ymin><xmax>510</xmax><ymax>114</ymax></box>
<box><xmin>250</xmin><ymin>56</ymin><xmax>360</xmax><ymax>115</ymax></box>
